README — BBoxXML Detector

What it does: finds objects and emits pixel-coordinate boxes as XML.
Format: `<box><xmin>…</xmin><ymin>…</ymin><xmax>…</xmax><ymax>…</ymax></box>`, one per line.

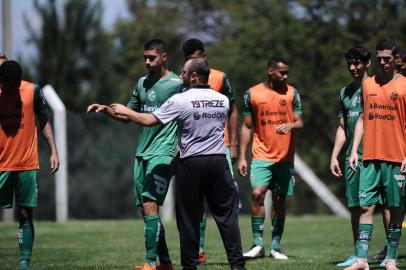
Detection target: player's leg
<box><xmin>205</xmin><ymin>155</ymin><xmax>245</xmax><ymax>270</ymax></box>
<box><xmin>269</xmin><ymin>162</ymin><xmax>294</xmax><ymax>260</ymax></box>
<box><xmin>140</xmin><ymin>156</ymin><xmax>174</xmax><ymax>270</ymax></box>
<box><xmin>345</xmin><ymin>161</ymin><xmax>380</xmax><ymax>270</ymax></box>
<box><xmin>175</xmin><ymin>156</ymin><xmax>205</xmax><ymax>270</ymax></box>
<box><xmin>337</xmin><ymin>161</ymin><xmax>361</xmax><ymax>266</ymax></box>
<box><xmin>15</xmin><ymin>170</ymin><xmax>38</xmax><ymax>270</ymax></box>
<box><xmin>373</xmin><ymin>207</ymin><xmax>390</xmax><ymax>265</ymax></box>
<box><xmin>198</xmin><ymin>212</ymin><xmax>207</xmax><ymax>264</ymax></box>
<box><xmin>243</xmin><ymin>160</ymin><xmax>270</xmax><ymax>259</ymax></box>
<box><xmin>379</xmin><ymin>162</ymin><xmax>404</xmax><ymax>270</ymax></box>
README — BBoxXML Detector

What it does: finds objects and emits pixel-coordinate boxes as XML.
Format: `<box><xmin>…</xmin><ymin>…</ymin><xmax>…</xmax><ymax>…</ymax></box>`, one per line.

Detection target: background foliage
<box><xmin>17</xmin><ymin>0</ymin><xmax>406</xmax><ymax>219</ymax></box>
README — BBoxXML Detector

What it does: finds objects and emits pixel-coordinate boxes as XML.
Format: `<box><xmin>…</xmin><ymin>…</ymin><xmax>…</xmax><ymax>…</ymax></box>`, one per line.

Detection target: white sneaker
<box><xmin>270</xmin><ymin>249</ymin><xmax>288</xmax><ymax>260</ymax></box>
<box><xmin>243</xmin><ymin>245</ymin><xmax>265</xmax><ymax>259</ymax></box>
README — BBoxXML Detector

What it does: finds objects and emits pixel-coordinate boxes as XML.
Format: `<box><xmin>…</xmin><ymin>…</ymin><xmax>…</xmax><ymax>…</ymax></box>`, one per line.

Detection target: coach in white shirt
<box><xmin>110</xmin><ymin>58</ymin><xmax>245</xmax><ymax>270</ymax></box>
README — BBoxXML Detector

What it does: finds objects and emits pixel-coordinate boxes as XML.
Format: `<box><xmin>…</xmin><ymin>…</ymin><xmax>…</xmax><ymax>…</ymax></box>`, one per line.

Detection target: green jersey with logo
<box><xmin>338</xmin><ymin>83</ymin><xmax>363</xmax><ymax>160</ymax></box>
<box><xmin>127</xmin><ymin>71</ymin><xmax>182</xmax><ymax>157</ymax></box>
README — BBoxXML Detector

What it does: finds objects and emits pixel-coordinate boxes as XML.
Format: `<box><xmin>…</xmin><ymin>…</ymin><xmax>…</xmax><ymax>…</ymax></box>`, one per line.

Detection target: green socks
<box><xmin>357</xmin><ymin>223</ymin><xmax>373</xmax><ymax>259</ymax></box>
<box><xmin>18</xmin><ymin>218</ymin><xmax>34</xmax><ymax>270</ymax></box>
<box><xmin>199</xmin><ymin>218</ymin><xmax>207</xmax><ymax>253</ymax></box>
<box><xmin>387</xmin><ymin>224</ymin><xmax>401</xmax><ymax>259</ymax></box>
<box><xmin>157</xmin><ymin>219</ymin><xmax>171</xmax><ymax>264</ymax></box>
<box><xmin>271</xmin><ymin>217</ymin><xmax>285</xmax><ymax>250</ymax></box>
<box><xmin>144</xmin><ymin>214</ymin><xmax>160</xmax><ymax>266</ymax></box>
<box><xmin>251</xmin><ymin>216</ymin><xmax>265</xmax><ymax>246</ymax></box>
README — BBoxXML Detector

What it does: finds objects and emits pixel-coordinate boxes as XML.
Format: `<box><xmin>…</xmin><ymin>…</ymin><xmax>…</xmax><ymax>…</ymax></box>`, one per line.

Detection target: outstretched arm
<box><xmin>87</xmin><ymin>103</ymin><xmax>130</xmax><ymax>123</ymax></box>
<box><xmin>110</xmin><ymin>103</ymin><xmax>159</xmax><ymax>126</ymax></box>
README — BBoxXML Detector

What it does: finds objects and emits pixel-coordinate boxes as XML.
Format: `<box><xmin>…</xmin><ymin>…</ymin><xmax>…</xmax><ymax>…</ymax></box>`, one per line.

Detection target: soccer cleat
<box><xmin>343</xmin><ymin>258</ymin><xmax>369</xmax><ymax>270</ymax></box>
<box><xmin>198</xmin><ymin>251</ymin><xmax>207</xmax><ymax>264</ymax></box>
<box><xmin>243</xmin><ymin>245</ymin><xmax>265</xmax><ymax>259</ymax></box>
<box><xmin>381</xmin><ymin>259</ymin><xmax>399</xmax><ymax>270</ymax></box>
<box><xmin>134</xmin><ymin>263</ymin><xmax>157</xmax><ymax>270</ymax></box>
<box><xmin>19</xmin><ymin>260</ymin><xmax>30</xmax><ymax>270</ymax></box>
<box><xmin>370</xmin><ymin>249</ymin><xmax>386</xmax><ymax>261</ymax></box>
<box><xmin>336</xmin><ymin>255</ymin><xmax>357</xmax><ymax>267</ymax></box>
<box><xmin>157</xmin><ymin>263</ymin><xmax>173</xmax><ymax>270</ymax></box>
<box><xmin>270</xmin><ymin>249</ymin><xmax>288</xmax><ymax>260</ymax></box>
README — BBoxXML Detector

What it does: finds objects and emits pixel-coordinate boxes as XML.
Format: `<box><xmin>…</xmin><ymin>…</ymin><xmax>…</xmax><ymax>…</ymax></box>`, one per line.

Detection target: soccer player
<box><xmin>182</xmin><ymin>38</ymin><xmax>240</xmax><ymax>264</ymax></box>
<box><xmin>346</xmin><ymin>39</ymin><xmax>406</xmax><ymax>270</ymax></box>
<box><xmin>330</xmin><ymin>45</ymin><xmax>390</xmax><ymax>267</ymax></box>
<box><xmin>238</xmin><ymin>57</ymin><xmax>303</xmax><ymax>260</ymax></box>
<box><xmin>0</xmin><ymin>60</ymin><xmax>59</xmax><ymax>270</ymax></box>
<box><xmin>110</xmin><ymin>58</ymin><xmax>245</xmax><ymax>270</ymax></box>
<box><xmin>87</xmin><ymin>39</ymin><xmax>182</xmax><ymax>270</ymax></box>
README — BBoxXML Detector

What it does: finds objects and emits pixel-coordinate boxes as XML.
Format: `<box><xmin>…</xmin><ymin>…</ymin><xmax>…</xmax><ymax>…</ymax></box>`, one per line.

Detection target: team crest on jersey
<box><xmin>352</xmin><ymin>96</ymin><xmax>361</xmax><ymax>106</ymax></box>
<box><xmin>279</xmin><ymin>98</ymin><xmax>287</xmax><ymax>106</ymax></box>
<box><xmin>193</xmin><ymin>112</ymin><xmax>201</xmax><ymax>120</ymax></box>
<box><xmin>148</xmin><ymin>90</ymin><xmax>156</xmax><ymax>101</ymax></box>
<box><xmin>390</xmin><ymin>91</ymin><xmax>399</xmax><ymax>101</ymax></box>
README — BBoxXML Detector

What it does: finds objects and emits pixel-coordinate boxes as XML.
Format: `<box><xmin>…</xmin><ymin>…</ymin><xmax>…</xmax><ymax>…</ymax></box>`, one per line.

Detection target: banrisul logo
<box><xmin>148</xmin><ymin>90</ymin><xmax>156</xmax><ymax>101</ymax></box>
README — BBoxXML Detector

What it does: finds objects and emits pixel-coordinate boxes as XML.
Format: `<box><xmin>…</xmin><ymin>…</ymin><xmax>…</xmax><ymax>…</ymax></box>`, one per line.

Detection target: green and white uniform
<box><xmin>127</xmin><ymin>72</ymin><xmax>182</xmax><ymax>206</ymax></box>
<box><xmin>338</xmin><ymin>83</ymin><xmax>363</xmax><ymax>207</ymax></box>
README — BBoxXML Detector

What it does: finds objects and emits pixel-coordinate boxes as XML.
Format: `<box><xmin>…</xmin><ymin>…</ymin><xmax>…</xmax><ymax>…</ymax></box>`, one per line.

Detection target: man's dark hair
<box><xmin>395</xmin><ymin>48</ymin><xmax>406</xmax><ymax>62</ymax></box>
<box><xmin>182</xmin><ymin>38</ymin><xmax>205</xmax><ymax>59</ymax></box>
<box><xmin>0</xmin><ymin>53</ymin><xmax>7</xmax><ymax>60</ymax></box>
<box><xmin>376</xmin><ymin>39</ymin><xmax>398</xmax><ymax>55</ymax></box>
<box><xmin>144</xmin><ymin>39</ymin><xmax>168</xmax><ymax>53</ymax></box>
<box><xmin>345</xmin><ymin>45</ymin><xmax>371</xmax><ymax>64</ymax></box>
<box><xmin>189</xmin><ymin>58</ymin><xmax>210</xmax><ymax>84</ymax></box>
<box><xmin>0</xmin><ymin>60</ymin><xmax>23</xmax><ymax>89</ymax></box>
<box><xmin>267</xmin><ymin>56</ymin><xmax>289</xmax><ymax>68</ymax></box>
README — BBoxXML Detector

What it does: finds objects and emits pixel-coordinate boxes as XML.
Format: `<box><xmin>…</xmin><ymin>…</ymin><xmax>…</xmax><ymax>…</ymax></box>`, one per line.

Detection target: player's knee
<box><xmin>17</xmin><ymin>207</ymin><xmax>32</xmax><ymax>219</ymax></box>
<box><xmin>252</xmin><ymin>188</ymin><xmax>267</xmax><ymax>205</ymax></box>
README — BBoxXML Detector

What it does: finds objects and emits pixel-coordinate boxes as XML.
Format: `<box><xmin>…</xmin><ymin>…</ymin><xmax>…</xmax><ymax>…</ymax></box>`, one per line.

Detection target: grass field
<box><xmin>0</xmin><ymin>215</ymin><xmax>404</xmax><ymax>270</ymax></box>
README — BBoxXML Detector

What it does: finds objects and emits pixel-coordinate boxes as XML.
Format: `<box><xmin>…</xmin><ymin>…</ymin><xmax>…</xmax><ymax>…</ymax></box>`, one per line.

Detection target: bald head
<box><xmin>184</xmin><ymin>58</ymin><xmax>210</xmax><ymax>85</ymax></box>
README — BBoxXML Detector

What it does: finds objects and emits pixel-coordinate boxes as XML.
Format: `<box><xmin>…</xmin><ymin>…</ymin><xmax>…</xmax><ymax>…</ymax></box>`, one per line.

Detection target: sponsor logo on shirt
<box><xmin>260</xmin><ymin>111</ymin><xmax>287</xmax><ymax>116</ymax></box>
<box><xmin>191</xmin><ymin>100</ymin><xmax>225</xmax><ymax>108</ymax></box>
<box><xmin>347</xmin><ymin>111</ymin><xmax>360</xmax><ymax>117</ymax></box>
<box><xmin>141</xmin><ymin>105</ymin><xmax>158</xmax><ymax>112</ymax></box>
<box><xmin>368</xmin><ymin>113</ymin><xmax>395</xmax><ymax>121</ymax></box>
<box><xmin>260</xmin><ymin>119</ymin><xmax>287</xmax><ymax>126</ymax></box>
<box><xmin>279</xmin><ymin>98</ymin><xmax>287</xmax><ymax>106</ymax></box>
<box><xmin>368</xmin><ymin>93</ymin><xmax>378</xmax><ymax>96</ymax></box>
<box><xmin>368</xmin><ymin>103</ymin><xmax>398</xmax><ymax>111</ymax></box>
<box><xmin>160</xmin><ymin>100</ymin><xmax>174</xmax><ymax>113</ymax></box>
<box><xmin>148</xmin><ymin>90</ymin><xmax>156</xmax><ymax>101</ymax></box>
<box><xmin>193</xmin><ymin>111</ymin><xmax>226</xmax><ymax>120</ymax></box>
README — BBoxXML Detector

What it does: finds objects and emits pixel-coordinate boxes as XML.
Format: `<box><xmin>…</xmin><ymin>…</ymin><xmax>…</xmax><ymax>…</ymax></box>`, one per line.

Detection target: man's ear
<box><xmin>161</xmin><ymin>52</ymin><xmax>168</xmax><ymax>62</ymax></box>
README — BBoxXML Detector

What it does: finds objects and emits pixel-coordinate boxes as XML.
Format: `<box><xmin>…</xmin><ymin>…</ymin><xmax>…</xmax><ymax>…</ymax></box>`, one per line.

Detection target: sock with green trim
<box><xmin>199</xmin><ymin>218</ymin><xmax>207</xmax><ymax>253</ymax></box>
<box><xmin>144</xmin><ymin>214</ymin><xmax>160</xmax><ymax>266</ymax></box>
<box><xmin>18</xmin><ymin>217</ymin><xmax>34</xmax><ymax>268</ymax></box>
<box><xmin>387</xmin><ymin>224</ymin><xmax>401</xmax><ymax>260</ymax></box>
<box><xmin>271</xmin><ymin>217</ymin><xmax>285</xmax><ymax>250</ymax></box>
<box><xmin>356</xmin><ymin>223</ymin><xmax>373</xmax><ymax>259</ymax></box>
<box><xmin>251</xmin><ymin>216</ymin><xmax>265</xmax><ymax>246</ymax></box>
<box><xmin>157</xmin><ymin>219</ymin><xmax>171</xmax><ymax>264</ymax></box>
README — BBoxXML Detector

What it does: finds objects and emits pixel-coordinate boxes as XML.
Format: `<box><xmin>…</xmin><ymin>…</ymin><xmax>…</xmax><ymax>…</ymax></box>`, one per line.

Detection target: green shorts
<box><xmin>0</xmin><ymin>170</ymin><xmax>38</xmax><ymax>208</ymax></box>
<box><xmin>225</xmin><ymin>147</ymin><xmax>234</xmax><ymax>178</ymax></box>
<box><xmin>250</xmin><ymin>160</ymin><xmax>294</xmax><ymax>196</ymax></box>
<box><xmin>134</xmin><ymin>155</ymin><xmax>174</xmax><ymax>206</ymax></box>
<box><xmin>359</xmin><ymin>160</ymin><xmax>405</xmax><ymax>207</ymax></box>
<box><xmin>344</xmin><ymin>160</ymin><xmax>361</xmax><ymax>207</ymax></box>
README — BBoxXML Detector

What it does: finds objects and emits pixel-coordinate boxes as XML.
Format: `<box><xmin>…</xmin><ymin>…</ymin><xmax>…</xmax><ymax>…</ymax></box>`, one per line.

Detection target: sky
<box><xmin>0</xmin><ymin>0</ymin><xmax>131</xmax><ymax>59</ymax></box>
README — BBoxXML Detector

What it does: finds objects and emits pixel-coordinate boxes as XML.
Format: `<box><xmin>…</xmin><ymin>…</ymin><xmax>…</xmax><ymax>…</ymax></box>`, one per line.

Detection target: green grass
<box><xmin>0</xmin><ymin>215</ymin><xmax>403</xmax><ymax>269</ymax></box>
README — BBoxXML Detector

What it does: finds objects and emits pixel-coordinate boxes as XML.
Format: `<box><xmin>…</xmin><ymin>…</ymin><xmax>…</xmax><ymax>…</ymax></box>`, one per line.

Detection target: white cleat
<box><xmin>243</xmin><ymin>245</ymin><xmax>265</xmax><ymax>259</ymax></box>
<box><xmin>270</xmin><ymin>249</ymin><xmax>288</xmax><ymax>260</ymax></box>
